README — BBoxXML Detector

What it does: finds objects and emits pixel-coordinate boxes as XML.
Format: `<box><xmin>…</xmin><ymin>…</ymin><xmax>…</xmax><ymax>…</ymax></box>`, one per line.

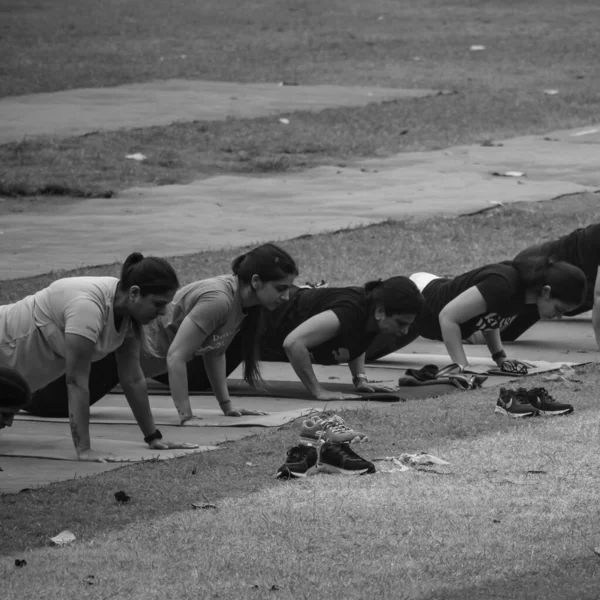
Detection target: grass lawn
<box><xmin>2</xmin><ymin>196</ymin><xmax>600</xmax><ymax>599</ymax></box>
<box><xmin>2</xmin><ymin>0</ymin><xmax>600</xmax><ymax>597</ymax></box>
<box><xmin>1</xmin><ymin>0</ymin><xmax>600</xmax><ymax>195</ymax></box>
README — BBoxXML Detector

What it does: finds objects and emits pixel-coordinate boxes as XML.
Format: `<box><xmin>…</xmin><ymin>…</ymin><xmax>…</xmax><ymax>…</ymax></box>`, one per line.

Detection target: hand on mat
<box><xmin>315</xmin><ymin>391</ymin><xmax>361</xmax><ymax>401</ymax></box>
<box><xmin>225</xmin><ymin>408</ymin><xmax>268</xmax><ymax>417</ymax></box>
<box><xmin>181</xmin><ymin>416</ymin><xmax>203</xmax><ymax>427</ymax></box>
<box><xmin>354</xmin><ymin>380</ymin><xmax>398</xmax><ymax>393</ymax></box>
<box><xmin>148</xmin><ymin>439</ymin><xmax>200</xmax><ymax>450</ymax></box>
<box><xmin>499</xmin><ymin>359</ymin><xmax>530</xmax><ymax>375</ymax></box>
<box><xmin>77</xmin><ymin>450</ymin><xmax>130</xmax><ymax>463</ymax></box>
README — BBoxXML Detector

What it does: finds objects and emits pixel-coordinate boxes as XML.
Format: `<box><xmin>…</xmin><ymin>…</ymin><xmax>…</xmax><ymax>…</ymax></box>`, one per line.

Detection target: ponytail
<box><xmin>364</xmin><ymin>276</ymin><xmax>426</xmax><ymax>315</ymax></box>
<box><xmin>119</xmin><ymin>252</ymin><xmax>180</xmax><ymax>296</ymax></box>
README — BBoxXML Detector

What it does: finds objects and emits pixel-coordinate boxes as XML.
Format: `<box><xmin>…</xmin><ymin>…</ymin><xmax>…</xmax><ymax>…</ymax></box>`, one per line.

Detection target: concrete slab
<box><xmin>1</xmin><ymin>126</ymin><xmax>598</xmax><ymax>280</ymax></box>
<box><xmin>0</xmin><ymin>79</ymin><xmax>439</xmax><ymax>144</ymax></box>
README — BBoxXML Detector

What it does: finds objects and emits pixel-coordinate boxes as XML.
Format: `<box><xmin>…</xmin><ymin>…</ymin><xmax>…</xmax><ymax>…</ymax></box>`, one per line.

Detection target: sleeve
<box><xmin>475</xmin><ymin>270</ymin><xmax>519</xmax><ymax>314</ymax></box>
<box><xmin>581</xmin><ymin>224</ymin><xmax>600</xmax><ymax>271</ymax></box>
<box><xmin>329</xmin><ymin>300</ymin><xmax>365</xmax><ymax>346</ymax></box>
<box><xmin>187</xmin><ymin>290</ymin><xmax>233</xmax><ymax>335</ymax></box>
<box><xmin>63</xmin><ymin>297</ymin><xmax>105</xmax><ymax>343</ymax></box>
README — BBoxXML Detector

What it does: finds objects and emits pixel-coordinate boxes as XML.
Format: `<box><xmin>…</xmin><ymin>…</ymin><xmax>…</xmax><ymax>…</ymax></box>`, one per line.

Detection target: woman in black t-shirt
<box><xmin>366</xmin><ymin>257</ymin><xmax>587</xmax><ymax>371</ymax></box>
<box><xmin>495</xmin><ymin>223</ymin><xmax>600</xmax><ymax>345</ymax></box>
<box><xmin>157</xmin><ymin>276</ymin><xmax>425</xmax><ymax>401</ymax></box>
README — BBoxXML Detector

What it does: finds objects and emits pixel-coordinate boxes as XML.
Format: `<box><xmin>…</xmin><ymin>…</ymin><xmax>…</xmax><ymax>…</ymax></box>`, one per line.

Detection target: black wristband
<box><xmin>144</xmin><ymin>429</ymin><xmax>163</xmax><ymax>444</ymax></box>
<box><xmin>492</xmin><ymin>350</ymin><xmax>507</xmax><ymax>362</ymax></box>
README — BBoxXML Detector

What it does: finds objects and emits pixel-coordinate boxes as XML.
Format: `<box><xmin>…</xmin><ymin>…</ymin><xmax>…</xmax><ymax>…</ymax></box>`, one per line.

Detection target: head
<box><xmin>364</xmin><ymin>276</ymin><xmax>426</xmax><ymax>335</ymax></box>
<box><xmin>118</xmin><ymin>253</ymin><xmax>180</xmax><ymax>324</ymax></box>
<box><xmin>514</xmin><ymin>256</ymin><xmax>587</xmax><ymax>319</ymax></box>
<box><xmin>0</xmin><ymin>368</ymin><xmax>31</xmax><ymax>430</ymax></box>
<box><xmin>232</xmin><ymin>243</ymin><xmax>299</xmax><ymax>311</ymax></box>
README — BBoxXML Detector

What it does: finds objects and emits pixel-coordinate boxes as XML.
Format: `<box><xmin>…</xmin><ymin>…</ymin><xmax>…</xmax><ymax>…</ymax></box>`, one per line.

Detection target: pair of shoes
<box><xmin>495</xmin><ymin>387</ymin><xmax>573</xmax><ymax>418</ymax></box>
<box><xmin>299</xmin><ymin>413</ymin><xmax>368</xmax><ymax>446</ymax></box>
<box><xmin>277</xmin><ymin>442</ymin><xmax>375</xmax><ymax>478</ymax></box>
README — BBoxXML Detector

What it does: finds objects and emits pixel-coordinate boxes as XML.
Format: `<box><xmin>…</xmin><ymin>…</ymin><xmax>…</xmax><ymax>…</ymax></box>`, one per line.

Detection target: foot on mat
<box><xmin>524</xmin><ymin>387</ymin><xmax>574</xmax><ymax>416</ymax></box>
<box><xmin>495</xmin><ymin>388</ymin><xmax>538</xmax><ymax>418</ymax></box>
<box><xmin>299</xmin><ymin>414</ymin><xmax>368</xmax><ymax>446</ymax></box>
<box><xmin>277</xmin><ymin>445</ymin><xmax>318</xmax><ymax>479</ymax></box>
<box><xmin>316</xmin><ymin>441</ymin><xmax>376</xmax><ymax>475</ymax></box>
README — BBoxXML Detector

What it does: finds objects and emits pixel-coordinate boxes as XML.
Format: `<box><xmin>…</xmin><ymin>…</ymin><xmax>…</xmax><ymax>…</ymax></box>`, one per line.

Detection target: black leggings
<box><xmin>24</xmin><ymin>330</ymin><xmax>420</xmax><ymax>418</ymax></box>
<box><xmin>23</xmin><ymin>338</ymin><xmax>246</xmax><ymax>418</ymax></box>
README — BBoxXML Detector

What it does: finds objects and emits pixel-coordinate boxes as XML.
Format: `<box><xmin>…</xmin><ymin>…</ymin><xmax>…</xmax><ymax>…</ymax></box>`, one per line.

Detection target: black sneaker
<box><xmin>526</xmin><ymin>387</ymin><xmax>574</xmax><ymax>416</ymax></box>
<box><xmin>495</xmin><ymin>387</ymin><xmax>538</xmax><ymax>418</ymax></box>
<box><xmin>317</xmin><ymin>441</ymin><xmax>376</xmax><ymax>475</ymax></box>
<box><xmin>277</xmin><ymin>445</ymin><xmax>318</xmax><ymax>479</ymax></box>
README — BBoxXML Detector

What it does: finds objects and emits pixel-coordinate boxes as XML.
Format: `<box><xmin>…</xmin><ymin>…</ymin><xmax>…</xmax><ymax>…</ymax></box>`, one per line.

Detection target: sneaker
<box><xmin>299</xmin><ymin>414</ymin><xmax>368</xmax><ymax>446</ymax></box>
<box><xmin>495</xmin><ymin>387</ymin><xmax>538</xmax><ymax>418</ymax></box>
<box><xmin>317</xmin><ymin>441</ymin><xmax>376</xmax><ymax>475</ymax></box>
<box><xmin>276</xmin><ymin>445</ymin><xmax>318</xmax><ymax>479</ymax></box>
<box><xmin>526</xmin><ymin>387</ymin><xmax>574</xmax><ymax>416</ymax></box>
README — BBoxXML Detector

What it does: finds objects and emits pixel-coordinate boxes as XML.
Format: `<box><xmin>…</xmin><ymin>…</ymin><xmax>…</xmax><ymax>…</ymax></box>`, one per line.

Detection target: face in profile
<box><xmin>536</xmin><ymin>287</ymin><xmax>577</xmax><ymax>320</ymax></box>
<box><xmin>254</xmin><ymin>275</ymin><xmax>296</xmax><ymax>311</ymax></box>
<box><xmin>0</xmin><ymin>407</ymin><xmax>19</xmax><ymax>430</ymax></box>
<box><xmin>376</xmin><ymin>312</ymin><xmax>416</xmax><ymax>336</ymax></box>
<box><xmin>128</xmin><ymin>288</ymin><xmax>176</xmax><ymax>325</ymax></box>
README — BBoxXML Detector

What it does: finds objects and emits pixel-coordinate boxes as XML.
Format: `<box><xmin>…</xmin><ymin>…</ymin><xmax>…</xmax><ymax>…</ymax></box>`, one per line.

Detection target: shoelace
<box><xmin>287</xmin><ymin>446</ymin><xmax>311</xmax><ymax>462</ymax></box>
<box><xmin>530</xmin><ymin>388</ymin><xmax>555</xmax><ymax>404</ymax></box>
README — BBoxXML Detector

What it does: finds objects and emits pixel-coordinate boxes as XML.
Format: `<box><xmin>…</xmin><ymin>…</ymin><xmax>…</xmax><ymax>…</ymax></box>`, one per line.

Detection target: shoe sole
<box><xmin>315</xmin><ymin>462</ymin><xmax>374</xmax><ymax>475</ymax></box>
<box><xmin>537</xmin><ymin>408</ymin><xmax>574</xmax><ymax>416</ymax></box>
<box><xmin>494</xmin><ymin>406</ymin><xmax>537</xmax><ymax>418</ymax></box>
<box><xmin>276</xmin><ymin>467</ymin><xmax>310</xmax><ymax>480</ymax></box>
<box><xmin>298</xmin><ymin>435</ymin><xmax>368</xmax><ymax>446</ymax></box>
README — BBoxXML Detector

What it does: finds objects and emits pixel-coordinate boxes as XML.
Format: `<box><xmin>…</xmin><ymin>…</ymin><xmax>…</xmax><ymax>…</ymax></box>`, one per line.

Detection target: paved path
<box><xmin>1</xmin><ymin>126</ymin><xmax>599</xmax><ymax>279</ymax></box>
<box><xmin>0</xmin><ymin>79</ymin><xmax>438</xmax><ymax>144</ymax></box>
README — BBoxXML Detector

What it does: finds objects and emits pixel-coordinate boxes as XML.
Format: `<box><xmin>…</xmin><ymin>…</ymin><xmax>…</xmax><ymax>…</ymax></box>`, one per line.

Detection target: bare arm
<box><xmin>282</xmin><ymin>310</ymin><xmax>359</xmax><ymax>400</ymax></box>
<box><xmin>115</xmin><ymin>336</ymin><xmax>157</xmax><ymax>437</ymax></box>
<box><xmin>438</xmin><ymin>287</ymin><xmax>489</xmax><ymax>369</ymax></box>
<box><xmin>166</xmin><ymin>316</ymin><xmax>208</xmax><ymax>423</ymax></box>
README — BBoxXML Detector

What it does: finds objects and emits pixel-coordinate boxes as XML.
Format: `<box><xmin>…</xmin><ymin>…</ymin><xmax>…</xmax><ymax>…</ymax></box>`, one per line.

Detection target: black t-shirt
<box><xmin>260</xmin><ymin>286</ymin><xmax>376</xmax><ymax>365</ymax></box>
<box><xmin>415</xmin><ymin>262</ymin><xmax>534</xmax><ymax>340</ymax></box>
<box><xmin>514</xmin><ymin>222</ymin><xmax>600</xmax><ymax>307</ymax></box>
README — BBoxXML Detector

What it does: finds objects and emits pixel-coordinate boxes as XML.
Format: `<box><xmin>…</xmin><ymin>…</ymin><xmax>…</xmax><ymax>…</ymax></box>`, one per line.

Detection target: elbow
<box><xmin>282</xmin><ymin>335</ymin><xmax>302</xmax><ymax>356</ymax></box>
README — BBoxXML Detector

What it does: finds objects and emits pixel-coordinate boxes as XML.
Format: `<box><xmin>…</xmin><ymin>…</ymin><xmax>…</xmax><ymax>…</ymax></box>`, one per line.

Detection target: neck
<box><xmin>239</xmin><ymin>283</ymin><xmax>259</xmax><ymax>309</ymax></box>
<box><xmin>524</xmin><ymin>289</ymin><xmax>538</xmax><ymax>305</ymax></box>
<box><xmin>113</xmin><ymin>289</ymin><xmax>129</xmax><ymax>317</ymax></box>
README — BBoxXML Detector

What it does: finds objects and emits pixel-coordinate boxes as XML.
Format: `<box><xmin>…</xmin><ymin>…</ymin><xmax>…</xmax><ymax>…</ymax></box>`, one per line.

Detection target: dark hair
<box><xmin>364</xmin><ymin>276</ymin><xmax>425</xmax><ymax>315</ymax></box>
<box><xmin>119</xmin><ymin>252</ymin><xmax>180</xmax><ymax>296</ymax></box>
<box><xmin>0</xmin><ymin>367</ymin><xmax>31</xmax><ymax>408</ymax></box>
<box><xmin>512</xmin><ymin>256</ymin><xmax>587</xmax><ymax>305</ymax></box>
<box><xmin>232</xmin><ymin>244</ymin><xmax>299</xmax><ymax>387</ymax></box>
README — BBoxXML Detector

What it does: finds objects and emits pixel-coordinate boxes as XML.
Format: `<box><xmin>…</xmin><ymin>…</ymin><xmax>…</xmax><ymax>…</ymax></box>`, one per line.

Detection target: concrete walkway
<box><xmin>0</xmin><ymin>79</ymin><xmax>439</xmax><ymax>144</ymax></box>
<box><xmin>1</xmin><ymin>126</ymin><xmax>599</xmax><ymax>279</ymax></box>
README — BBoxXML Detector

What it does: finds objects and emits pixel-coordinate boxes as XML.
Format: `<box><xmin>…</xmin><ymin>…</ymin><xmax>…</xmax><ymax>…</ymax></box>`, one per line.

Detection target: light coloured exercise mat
<box><xmin>0</xmin><ymin>433</ymin><xmax>218</xmax><ymax>461</ymax></box>
<box><xmin>15</xmin><ymin>405</ymin><xmax>317</xmax><ymax>427</ymax></box>
<box><xmin>0</xmin><ymin>456</ymin><xmax>122</xmax><ymax>495</ymax></box>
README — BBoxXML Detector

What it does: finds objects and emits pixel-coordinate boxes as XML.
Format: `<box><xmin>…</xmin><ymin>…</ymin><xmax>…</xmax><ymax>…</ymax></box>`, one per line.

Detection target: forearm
<box><xmin>482</xmin><ymin>329</ymin><xmax>505</xmax><ymax>364</ymax></box>
<box><xmin>204</xmin><ymin>353</ymin><xmax>233</xmax><ymax>414</ymax></box>
<box><xmin>440</xmin><ymin>319</ymin><xmax>468</xmax><ymax>368</ymax></box>
<box><xmin>120</xmin><ymin>378</ymin><xmax>156</xmax><ymax>437</ymax></box>
<box><xmin>67</xmin><ymin>382</ymin><xmax>91</xmax><ymax>453</ymax></box>
<box><xmin>348</xmin><ymin>355</ymin><xmax>367</xmax><ymax>386</ymax></box>
<box><xmin>167</xmin><ymin>355</ymin><xmax>193</xmax><ymax>421</ymax></box>
<box><xmin>284</xmin><ymin>341</ymin><xmax>325</xmax><ymax>397</ymax></box>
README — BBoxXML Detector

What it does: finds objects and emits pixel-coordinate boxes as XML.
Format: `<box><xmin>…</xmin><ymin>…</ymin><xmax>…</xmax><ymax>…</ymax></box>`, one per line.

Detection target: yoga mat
<box><xmin>0</xmin><ymin>433</ymin><xmax>218</xmax><ymax>461</ymax></box>
<box><xmin>16</xmin><ymin>406</ymin><xmax>316</xmax><ymax>427</ymax></box>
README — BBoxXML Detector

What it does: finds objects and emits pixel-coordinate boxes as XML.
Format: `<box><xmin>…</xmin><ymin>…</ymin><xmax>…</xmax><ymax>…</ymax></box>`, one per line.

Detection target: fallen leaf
<box><xmin>114</xmin><ymin>491</ymin><xmax>131</xmax><ymax>503</ymax></box>
<box><xmin>279</xmin><ymin>118</ymin><xmax>290</xmax><ymax>125</ymax></box>
<box><xmin>14</xmin><ymin>559</ymin><xmax>27</xmax><ymax>568</ymax></box>
<box><xmin>492</xmin><ymin>171</ymin><xmax>526</xmax><ymax>178</ymax></box>
<box><xmin>191</xmin><ymin>502</ymin><xmax>217</xmax><ymax>510</ymax></box>
<box><xmin>470</xmin><ymin>45</ymin><xmax>486</xmax><ymax>51</ymax></box>
<box><xmin>543</xmin><ymin>89</ymin><xmax>559</xmax><ymax>95</ymax></box>
<box><xmin>83</xmin><ymin>575</ymin><xmax>95</xmax><ymax>585</ymax></box>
